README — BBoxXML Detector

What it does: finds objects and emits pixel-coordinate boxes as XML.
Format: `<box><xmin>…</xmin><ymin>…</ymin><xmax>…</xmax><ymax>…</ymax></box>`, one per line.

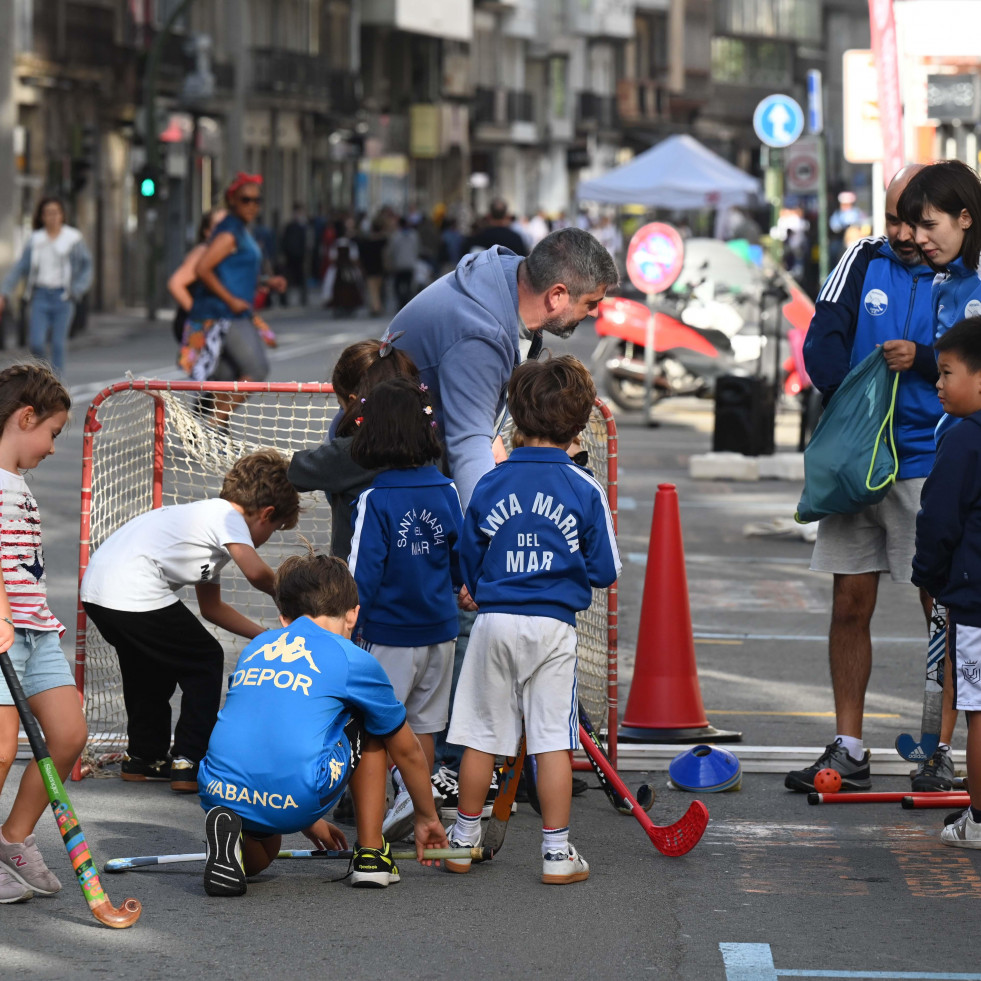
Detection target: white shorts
<box><xmin>810</xmin><ymin>478</ymin><xmax>924</xmax><ymax>583</ymax></box>
<box><xmin>365</xmin><ymin>640</ymin><xmax>454</xmax><ymax>734</ymax></box>
<box><xmin>446</xmin><ymin>612</ymin><xmax>579</xmax><ymax>757</ymax></box>
<box><xmin>949</xmin><ymin>620</ymin><xmax>981</xmax><ymax>712</ymax></box>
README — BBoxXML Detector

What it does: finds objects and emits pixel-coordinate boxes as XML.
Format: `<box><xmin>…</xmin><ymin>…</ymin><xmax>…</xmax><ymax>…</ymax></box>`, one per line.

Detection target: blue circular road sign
<box><xmin>753</xmin><ymin>94</ymin><xmax>805</xmax><ymax>149</ymax></box>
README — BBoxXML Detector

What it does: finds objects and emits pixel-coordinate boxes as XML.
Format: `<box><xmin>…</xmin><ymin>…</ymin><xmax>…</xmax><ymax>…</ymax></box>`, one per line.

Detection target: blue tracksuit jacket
<box><xmin>803</xmin><ymin>236</ymin><xmax>940</xmax><ymax>478</ymax></box>
<box><xmin>348</xmin><ymin>466</ymin><xmax>462</xmax><ymax>646</ymax></box>
<box><xmin>461</xmin><ymin>447</ymin><xmax>622</xmax><ymax>626</ymax></box>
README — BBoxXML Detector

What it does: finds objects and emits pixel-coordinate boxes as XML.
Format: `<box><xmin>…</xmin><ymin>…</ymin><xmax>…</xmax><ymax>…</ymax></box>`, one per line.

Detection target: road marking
<box><xmin>721</xmin><ymin>942</ymin><xmax>981</xmax><ymax>979</ymax></box>
<box><xmin>703</xmin><ymin>711</ymin><xmax>899</xmax><ymax>719</ymax></box>
<box><xmin>693</xmin><ymin>631</ymin><xmax>921</xmax><ymax>645</ymax></box>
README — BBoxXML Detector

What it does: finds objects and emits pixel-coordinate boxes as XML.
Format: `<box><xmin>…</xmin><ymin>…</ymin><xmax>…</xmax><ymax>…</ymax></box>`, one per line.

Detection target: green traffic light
<box><xmin>140</xmin><ymin>177</ymin><xmax>156</xmax><ymax>197</ymax></box>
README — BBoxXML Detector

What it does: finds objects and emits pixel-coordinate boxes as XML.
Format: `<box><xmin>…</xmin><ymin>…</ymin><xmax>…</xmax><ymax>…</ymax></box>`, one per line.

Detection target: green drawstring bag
<box><xmin>795</xmin><ymin>347</ymin><xmax>900</xmax><ymax>523</ymax></box>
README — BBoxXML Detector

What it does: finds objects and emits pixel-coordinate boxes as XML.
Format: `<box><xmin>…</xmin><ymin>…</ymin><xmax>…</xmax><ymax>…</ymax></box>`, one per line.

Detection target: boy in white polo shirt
<box><xmin>80</xmin><ymin>450</ymin><xmax>299</xmax><ymax>793</ymax></box>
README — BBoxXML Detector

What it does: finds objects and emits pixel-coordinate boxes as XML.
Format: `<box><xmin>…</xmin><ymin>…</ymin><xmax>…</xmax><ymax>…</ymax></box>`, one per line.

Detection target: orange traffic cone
<box><xmin>620</xmin><ymin>483</ymin><xmax>741</xmax><ymax>743</ymax></box>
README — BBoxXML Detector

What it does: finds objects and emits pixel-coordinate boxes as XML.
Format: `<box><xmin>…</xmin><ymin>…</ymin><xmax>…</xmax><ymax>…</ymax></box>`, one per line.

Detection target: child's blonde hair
<box><xmin>220</xmin><ymin>450</ymin><xmax>301</xmax><ymax>528</ymax></box>
<box><xmin>0</xmin><ymin>363</ymin><xmax>71</xmax><ymax>433</ymax></box>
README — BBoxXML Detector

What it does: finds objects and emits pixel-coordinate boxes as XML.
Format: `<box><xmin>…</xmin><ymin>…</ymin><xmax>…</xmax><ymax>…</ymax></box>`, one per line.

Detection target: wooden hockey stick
<box><xmin>577</xmin><ymin>723</ymin><xmax>708</xmax><ymax>857</ymax></box>
<box><xmin>479</xmin><ymin>732</ymin><xmax>526</xmax><ymax>858</ymax></box>
<box><xmin>0</xmin><ymin>650</ymin><xmax>141</xmax><ymax>927</ymax></box>
<box><xmin>105</xmin><ymin>845</ymin><xmax>488</xmax><ymax>873</ymax></box>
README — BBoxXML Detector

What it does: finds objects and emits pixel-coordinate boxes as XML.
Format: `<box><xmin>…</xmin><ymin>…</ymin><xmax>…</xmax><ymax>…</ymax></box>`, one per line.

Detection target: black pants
<box><xmin>83</xmin><ymin>601</ymin><xmax>224</xmax><ymax>764</ymax></box>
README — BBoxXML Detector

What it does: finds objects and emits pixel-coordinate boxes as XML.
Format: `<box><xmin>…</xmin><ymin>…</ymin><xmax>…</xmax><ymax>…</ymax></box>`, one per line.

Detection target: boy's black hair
<box><xmin>349</xmin><ymin>377</ymin><xmax>442</xmax><ymax>469</ymax></box>
<box><xmin>935</xmin><ymin>316</ymin><xmax>981</xmax><ymax>373</ymax></box>
<box><xmin>508</xmin><ymin>354</ymin><xmax>596</xmax><ymax>445</ymax></box>
<box><xmin>274</xmin><ymin>552</ymin><xmax>359</xmax><ymax>621</ymax></box>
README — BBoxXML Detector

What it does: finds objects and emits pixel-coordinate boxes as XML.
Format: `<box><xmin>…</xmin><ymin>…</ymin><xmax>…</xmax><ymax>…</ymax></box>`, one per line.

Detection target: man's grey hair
<box><xmin>524</xmin><ymin>227</ymin><xmax>619</xmax><ymax>298</ymax></box>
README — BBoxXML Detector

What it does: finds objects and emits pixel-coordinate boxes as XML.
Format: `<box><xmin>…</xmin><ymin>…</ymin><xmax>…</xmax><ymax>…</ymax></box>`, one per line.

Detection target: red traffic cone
<box><xmin>620</xmin><ymin>483</ymin><xmax>741</xmax><ymax>743</ymax></box>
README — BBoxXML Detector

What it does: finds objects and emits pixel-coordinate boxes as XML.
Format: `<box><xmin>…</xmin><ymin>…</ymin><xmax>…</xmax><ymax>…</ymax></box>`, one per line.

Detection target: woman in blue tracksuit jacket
<box><xmin>347</xmin><ymin>378</ymin><xmax>463</xmax><ymax>777</ymax></box>
<box><xmin>899</xmin><ymin>159</ymin><xmax>981</xmax><ymax>440</ymax></box>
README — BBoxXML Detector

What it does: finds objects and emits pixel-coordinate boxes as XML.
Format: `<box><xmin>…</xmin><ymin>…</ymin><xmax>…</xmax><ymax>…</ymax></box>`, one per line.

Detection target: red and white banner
<box><xmin>868</xmin><ymin>0</ymin><xmax>904</xmax><ymax>185</ymax></box>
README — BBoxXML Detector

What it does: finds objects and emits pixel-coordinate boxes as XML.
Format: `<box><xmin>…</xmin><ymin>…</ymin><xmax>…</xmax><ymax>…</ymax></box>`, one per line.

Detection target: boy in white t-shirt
<box><xmin>80</xmin><ymin>450</ymin><xmax>299</xmax><ymax>793</ymax></box>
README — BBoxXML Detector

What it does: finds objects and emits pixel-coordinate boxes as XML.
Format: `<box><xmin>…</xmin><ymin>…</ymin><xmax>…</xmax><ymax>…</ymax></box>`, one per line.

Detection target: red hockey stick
<box><xmin>0</xmin><ymin>650</ymin><xmax>141</xmax><ymax>928</ymax></box>
<box><xmin>577</xmin><ymin>723</ymin><xmax>708</xmax><ymax>857</ymax></box>
<box><xmin>808</xmin><ymin>790</ymin><xmax>969</xmax><ymax>807</ymax></box>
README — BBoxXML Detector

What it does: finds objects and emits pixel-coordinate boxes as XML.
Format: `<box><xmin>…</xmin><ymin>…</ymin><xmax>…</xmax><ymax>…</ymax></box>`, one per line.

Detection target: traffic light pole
<box><xmin>143</xmin><ymin>0</ymin><xmax>195</xmax><ymax>320</ymax></box>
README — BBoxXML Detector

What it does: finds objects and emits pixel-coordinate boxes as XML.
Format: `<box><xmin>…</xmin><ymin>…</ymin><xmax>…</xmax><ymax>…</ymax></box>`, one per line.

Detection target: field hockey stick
<box><xmin>0</xmin><ymin>650</ymin><xmax>141</xmax><ymax>928</ymax></box>
<box><xmin>578</xmin><ymin>702</ymin><xmax>655</xmax><ymax>815</ymax></box>
<box><xmin>807</xmin><ymin>790</ymin><xmax>968</xmax><ymax>806</ymax></box>
<box><xmin>895</xmin><ymin>603</ymin><xmax>946</xmax><ymax>762</ymax></box>
<box><xmin>480</xmin><ymin>732</ymin><xmax>526</xmax><ymax>857</ymax></box>
<box><xmin>105</xmin><ymin>845</ymin><xmax>488</xmax><ymax>873</ymax></box>
<box><xmin>577</xmin><ymin>723</ymin><xmax>708</xmax><ymax>857</ymax></box>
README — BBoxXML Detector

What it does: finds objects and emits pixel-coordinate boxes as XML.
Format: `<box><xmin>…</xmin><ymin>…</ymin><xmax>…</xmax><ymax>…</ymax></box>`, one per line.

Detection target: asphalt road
<box><xmin>1</xmin><ymin>306</ymin><xmax>978</xmax><ymax>980</ymax></box>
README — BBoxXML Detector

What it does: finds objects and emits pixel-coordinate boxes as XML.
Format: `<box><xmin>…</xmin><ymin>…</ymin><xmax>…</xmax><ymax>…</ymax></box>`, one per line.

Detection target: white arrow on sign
<box><xmin>766</xmin><ymin>104</ymin><xmax>794</xmax><ymax>144</ymax></box>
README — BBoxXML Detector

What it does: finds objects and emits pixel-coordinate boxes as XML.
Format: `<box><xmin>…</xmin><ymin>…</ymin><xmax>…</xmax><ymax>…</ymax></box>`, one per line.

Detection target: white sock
<box><xmin>542</xmin><ymin>825</ymin><xmax>570</xmax><ymax>857</ymax></box>
<box><xmin>452</xmin><ymin>809</ymin><xmax>482</xmax><ymax>845</ymax></box>
<box><xmin>835</xmin><ymin>735</ymin><xmax>863</xmax><ymax>761</ymax></box>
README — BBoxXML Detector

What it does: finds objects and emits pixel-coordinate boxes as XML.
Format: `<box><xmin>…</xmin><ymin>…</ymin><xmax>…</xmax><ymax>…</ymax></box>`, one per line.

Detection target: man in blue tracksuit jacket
<box><xmin>786</xmin><ymin>165</ymin><xmax>948</xmax><ymax>794</ymax></box>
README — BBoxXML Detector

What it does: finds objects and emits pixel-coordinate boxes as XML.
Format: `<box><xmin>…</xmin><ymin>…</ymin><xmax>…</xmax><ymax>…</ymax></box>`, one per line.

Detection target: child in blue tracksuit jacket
<box><xmin>445</xmin><ymin>355</ymin><xmax>621</xmax><ymax>885</ymax></box>
<box><xmin>911</xmin><ymin>318</ymin><xmax>981</xmax><ymax>848</ymax></box>
<box><xmin>347</xmin><ymin>377</ymin><xmax>463</xmax><ymax>838</ymax></box>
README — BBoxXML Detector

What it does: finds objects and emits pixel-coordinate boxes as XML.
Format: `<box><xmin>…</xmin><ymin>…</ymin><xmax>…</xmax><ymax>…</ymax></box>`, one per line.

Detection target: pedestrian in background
<box><xmin>386</xmin><ymin>218</ymin><xmax>420</xmax><ymax>310</ymax></box>
<box><xmin>281</xmin><ymin>202</ymin><xmax>310</xmax><ymax>306</ymax></box>
<box><xmin>167</xmin><ymin>207</ymin><xmax>227</xmax><ymax>344</ymax></box>
<box><xmin>0</xmin><ymin>197</ymin><xmax>93</xmax><ymax>375</ymax></box>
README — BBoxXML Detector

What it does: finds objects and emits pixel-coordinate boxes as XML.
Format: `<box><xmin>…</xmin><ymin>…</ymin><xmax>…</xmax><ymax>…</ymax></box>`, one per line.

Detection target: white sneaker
<box><xmin>381</xmin><ymin>784</ymin><xmax>443</xmax><ymax>842</ymax></box>
<box><xmin>941</xmin><ymin>809</ymin><xmax>981</xmax><ymax>849</ymax></box>
<box><xmin>541</xmin><ymin>843</ymin><xmax>590</xmax><ymax>885</ymax></box>
<box><xmin>0</xmin><ymin>868</ymin><xmax>32</xmax><ymax>904</ymax></box>
<box><xmin>0</xmin><ymin>831</ymin><xmax>61</xmax><ymax>896</ymax></box>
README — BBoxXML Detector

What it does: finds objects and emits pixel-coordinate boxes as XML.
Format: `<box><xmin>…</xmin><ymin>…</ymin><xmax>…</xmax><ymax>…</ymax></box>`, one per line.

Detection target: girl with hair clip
<box><xmin>167</xmin><ymin>207</ymin><xmax>227</xmax><ymax>344</ymax></box>
<box><xmin>287</xmin><ymin>335</ymin><xmax>419</xmax><ymax>558</ymax></box>
<box><xmin>346</xmin><ymin>378</ymin><xmax>464</xmax><ymax>842</ymax></box>
<box><xmin>178</xmin><ymin>173</ymin><xmax>287</xmax><ymax>427</ymax></box>
<box><xmin>0</xmin><ymin>364</ymin><xmax>86</xmax><ymax>904</ymax></box>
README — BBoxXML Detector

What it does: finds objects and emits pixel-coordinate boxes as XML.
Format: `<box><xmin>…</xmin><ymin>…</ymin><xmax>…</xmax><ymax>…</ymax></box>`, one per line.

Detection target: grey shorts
<box><xmin>364</xmin><ymin>640</ymin><xmax>454</xmax><ymax>734</ymax></box>
<box><xmin>209</xmin><ymin>319</ymin><xmax>269</xmax><ymax>382</ymax></box>
<box><xmin>810</xmin><ymin>477</ymin><xmax>924</xmax><ymax>583</ymax></box>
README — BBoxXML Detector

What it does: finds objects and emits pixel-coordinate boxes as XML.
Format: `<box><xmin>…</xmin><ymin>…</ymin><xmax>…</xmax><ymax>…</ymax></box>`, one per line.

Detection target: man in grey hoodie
<box><xmin>388</xmin><ymin>227</ymin><xmax>618</xmax><ymax>511</ymax></box>
<box><xmin>384</xmin><ymin>227</ymin><xmax>618</xmax><ymax>811</ymax></box>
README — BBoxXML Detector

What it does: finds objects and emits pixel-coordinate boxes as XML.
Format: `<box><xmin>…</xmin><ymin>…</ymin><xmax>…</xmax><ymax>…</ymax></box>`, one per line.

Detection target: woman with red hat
<box><xmin>178</xmin><ymin>173</ymin><xmax>286</xmax><ymax>425</ymax></box>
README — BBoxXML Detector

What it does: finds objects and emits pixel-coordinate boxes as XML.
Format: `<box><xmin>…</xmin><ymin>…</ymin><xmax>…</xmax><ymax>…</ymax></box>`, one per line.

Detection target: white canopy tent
<box><xmin>576</xmin><ymin>134</ymin><xmax>761</xmax><ymax>209</ymax></box>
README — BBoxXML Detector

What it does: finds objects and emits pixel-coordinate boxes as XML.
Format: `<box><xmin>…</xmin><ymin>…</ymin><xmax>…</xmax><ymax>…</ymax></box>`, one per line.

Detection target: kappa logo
<box><xmin>864</xmin><ymin>288</ymin><xmax>888</xmax><ymax>316</ymax></box>
<box><xmin>328</xmin><ymin>759</ymin><xmax>345</xmax><ymax>786</ymax></box>
<box><xmin>962</xmin><ymin>658</ymin><xmax>981</xmax><ymax>686</ymax></box>
<box><xmin>966</xmin><ymin>299</ymin><xmax>981</xmax><ymax>318</ymax></box>
<box><xmin>243</xmin><ymin>633</ymin><xmax>320</xmax><ymax>674</ymax></box>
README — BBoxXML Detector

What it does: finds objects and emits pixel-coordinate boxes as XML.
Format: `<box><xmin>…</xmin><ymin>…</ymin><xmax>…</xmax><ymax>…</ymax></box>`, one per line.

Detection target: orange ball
<box><xmin>813</xmin><ymin>768</ymin><xmax>842</xmax><ymax>793</ymax></box>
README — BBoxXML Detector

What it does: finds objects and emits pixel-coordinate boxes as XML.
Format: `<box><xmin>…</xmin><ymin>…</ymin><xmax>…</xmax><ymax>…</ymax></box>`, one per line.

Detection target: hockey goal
<box><xmin>73</xmin><ymin>380</ymin><xmax>619</xmax><ymax>775</ymax></box>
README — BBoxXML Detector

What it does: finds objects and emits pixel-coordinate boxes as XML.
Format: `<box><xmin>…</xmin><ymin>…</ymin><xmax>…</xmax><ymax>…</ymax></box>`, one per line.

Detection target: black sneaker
<box><xmin>433</xmin><ymin>765</ymin><xmax>459</xmax><ymax>814</ymax></box>
<box><xmin>120</xmin><ymin>755</ymin><xmax>171</xmax><ymax>782</ymax></box>
<box><xmin>350</xmin><ymin>839</ymin><xmax>400</xmax><ymax>888</ymax></box>
<box><xmin>170</xmin><ymin>757</ymin><xmax>199</xmax><ymax>794</ymax></box>
<box><xmin>572</xmin><ymin>776</ymin><xmax>589</xmax><ymax>797</ymax></box>
<box><xmin>784</xmin><ymin>739</ymin><xmax>871</xmax><ymax>792</ymax></box>
<box><xmin>203</xmin><ymin>807</ymin><xmax>246</xmax><ymax>897</ymax></box>
<box><xmin>911</xmin><ymin>745</ymin><xmax>955</xmax><ymax>792</ymax></box>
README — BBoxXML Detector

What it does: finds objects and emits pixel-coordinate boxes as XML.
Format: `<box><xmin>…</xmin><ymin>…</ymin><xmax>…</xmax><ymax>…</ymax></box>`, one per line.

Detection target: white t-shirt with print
<box><xmin>0</xmin><ymin>468</ymin><xmax>63</xmax><ymax>633</ymax></box>
<box><xmin>80</xmin><ymin>499</ymin><xmax>254</xmax><ymax>612</ymax></box>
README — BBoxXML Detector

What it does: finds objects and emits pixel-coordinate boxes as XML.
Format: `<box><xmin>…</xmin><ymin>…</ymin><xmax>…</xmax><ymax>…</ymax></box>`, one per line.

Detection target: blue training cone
<box><xmin>668</xmin><ymin>745</ymin><xmax>742</xmax><ymax>792</ymax></box>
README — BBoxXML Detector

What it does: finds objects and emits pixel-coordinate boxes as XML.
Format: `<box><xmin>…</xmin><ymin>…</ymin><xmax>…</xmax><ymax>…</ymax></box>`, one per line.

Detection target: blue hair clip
<box><xmin>378</xmin><ymin>330</ymin><xmax>406</xmax><ymax>358</ymax></box>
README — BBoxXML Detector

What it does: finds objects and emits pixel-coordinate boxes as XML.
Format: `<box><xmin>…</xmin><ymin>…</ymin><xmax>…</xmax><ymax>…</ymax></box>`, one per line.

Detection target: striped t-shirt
<box><xmin>0</xmin><ymin>468</ymin><xmax>62</xmax><ymax>634</ymax></box>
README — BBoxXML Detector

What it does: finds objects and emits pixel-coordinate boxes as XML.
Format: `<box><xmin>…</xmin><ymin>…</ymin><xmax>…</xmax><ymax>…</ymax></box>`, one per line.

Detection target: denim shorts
<box><xmin>0</xmin><ymin>629</ymin><xmax>74</xmax><ymax>705</ymax></box>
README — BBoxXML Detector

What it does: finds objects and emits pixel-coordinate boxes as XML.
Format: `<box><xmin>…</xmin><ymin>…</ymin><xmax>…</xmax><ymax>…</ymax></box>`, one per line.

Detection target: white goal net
<box><xmin>74</xmin><ymin>380</ymin><xmax>619</xmax><ymax>773</ymax></box>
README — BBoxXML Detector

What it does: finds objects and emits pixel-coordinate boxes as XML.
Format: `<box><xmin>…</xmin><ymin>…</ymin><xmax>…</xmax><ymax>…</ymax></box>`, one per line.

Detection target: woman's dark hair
<box><xmin>508</xmin><ymin>354</ymin><xmax>596</xmax><ymax>445</ymax></box>
<box><xmin>196</xmin><ymin>208</ymin><xmax>223</xmax><ymax>244</ymax></box>
<box><xmin>331</xmin><ymin>341</ymin><xmax>418</xmax><ymax>438</ymax></box>
<box><xmin>32</xmin><ymin>197</ymin><xmax>65</xmax><ymax>231</ymax></box>
<box><xmin>0</xmin><ymin>363</ymin><xmax>71</xmax><ymax>434</ymax></box>
<box><xmin>349</xmin><ymin>377</ymin><xmax>442</xmax><ymax>470</ymax></box>
<box><xmin>898</xmin><ymin>160</ymin><xmax>981</xmax><ymax>270</ymax></box>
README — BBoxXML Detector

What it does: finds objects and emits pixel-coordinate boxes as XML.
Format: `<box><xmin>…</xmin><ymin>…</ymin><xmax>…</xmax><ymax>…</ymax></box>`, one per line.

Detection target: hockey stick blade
<box><xmin>578</xmin><ymin>723</ymin><xmax>708</xmax><ymax>857</ymax></box>
<box><xmin>480</xmin><ymin>733</ymin><xmax>526</xmax><ymax>857</ymax></box>
<box><xmin>895</xmin><ymin>732</ymin><xmax>941</xmax><ymax>763</ymax></box>
<box><xmin>577</xmin><ymin>702</ymin><xmax>655</xmax><ymax>814</ymax></box>
<box><xmin>105</xmin><ymin>846</ymin><xmax>488</xmax><ymax>873</ymax></box>
<box><xmin>0</xmin><ymin>652</ymin><xmax>141</xmax><ymax>927</ymax></box>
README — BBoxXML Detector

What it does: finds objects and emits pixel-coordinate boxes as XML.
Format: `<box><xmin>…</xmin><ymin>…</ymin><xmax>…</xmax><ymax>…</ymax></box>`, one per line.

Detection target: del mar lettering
<box><xmin>479</xmin><ymin>491</ymin><xmax>580</xmax><ymax>553</ymax></box>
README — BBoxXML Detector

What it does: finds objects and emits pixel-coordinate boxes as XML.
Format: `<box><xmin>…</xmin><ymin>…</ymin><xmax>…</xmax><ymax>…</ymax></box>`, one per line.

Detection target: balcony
<box><xmin>473</xmin><ymin>87</ymin><xmax>538</xmax><ymax>143</ymax></box>
<box><xmin>251</xmin><ymin>49</ymin><xmax>360</xmax><ymax>113</ymax></box>
<box><xmin>617</xmin><ymin>79</ymin><xmax>666</xmax><ymax>125</ymax></box>
<box><xmin>577</xmin><ymin>92</ymin><xmax>617</xmax><ymax>131</ymax></box>
<box><xmin>361</xmin><ymin>0</ymin><xmax>473</xmax><ymax>41</ymax></box>
<box><xmin>714</xmin><ymin>0</ymin><xmax>820</xmax><ymax>42</ymax></box>
<box><xmin>566</xmin><ymin>0</ymin><xmax>636</xmax><ymax>40</ymax></box>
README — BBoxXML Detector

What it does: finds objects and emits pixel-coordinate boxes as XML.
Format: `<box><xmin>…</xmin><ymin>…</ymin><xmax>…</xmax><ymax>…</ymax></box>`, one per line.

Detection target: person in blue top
<box><xmin>347</xmin><ymin>378</ymin><xmax>463</xmax><ymax>841</ymax></box>
<box><xmin>178</xmin><ymin>173</ymin><xmax>286</xmax><ymax>426</ymax></box>
<box><xmin>444</xmin><ymin>355</ymin><xmax>621</xmax><ymax>885</ymax></box>
<box><xmin>912</xmin><ymin>318</ymin><xmax>981</xmax><ymax>848</ymax></box>
<box><xmin>198</xmin><ymin>551</ymin><xmax>448</xmax><ymax>896</ymax></box>
<box><xmin>787</xmin><ymin>164</ymin><xmax>946</xmax><ymax>795</ymax></box>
